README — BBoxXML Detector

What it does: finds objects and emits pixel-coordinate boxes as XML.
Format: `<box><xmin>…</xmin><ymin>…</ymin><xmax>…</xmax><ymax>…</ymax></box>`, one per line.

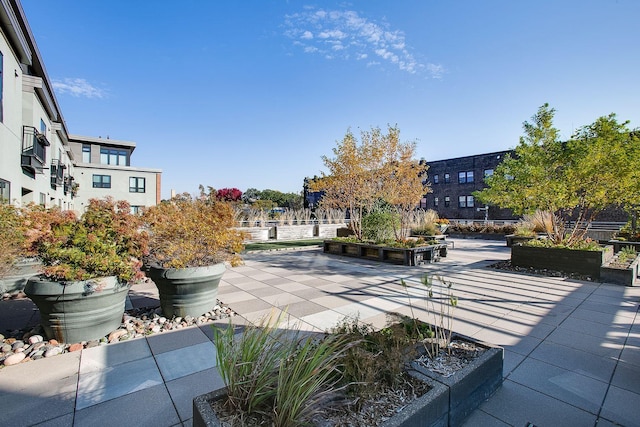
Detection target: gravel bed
<box><xmin>488</xmin><ymin>260</ymin><xmax>594</xmax><ymax>281</ymax></box>
<box><xmin>0</xmin><ymin>292</ymin><xmax>235</xmax><ymax>368</ymax></box>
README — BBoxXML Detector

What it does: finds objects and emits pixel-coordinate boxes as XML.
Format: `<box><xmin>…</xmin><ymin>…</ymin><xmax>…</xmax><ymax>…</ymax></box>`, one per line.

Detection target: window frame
<box><xmin>82</xmin><ymin>144</ymin><xmax>91</xmax><ymax>163</ymax></box>
<box><xmin>92</xmin><ymin>174</ymin><xmax>112</xmax><ymax>188</ymax></box>
<box><xmin>458</xmin><ymin>171</ymin><xmax>474</xmax><ymax>184</ymax></box>
<box><xmin>0</xmin><ymin>50</ymin><xmax>3</xmax><ymax>122</ymax></box>
<box><xmin>100</xmin><ymin>147</ymin><xmax>129</xmax><ymax>166</ymax></box>
<box><xmin>129</xmin><ymin>177</ymin><xmax>146</xmax><ymax>193</ymax></box>
<box><xmin>0</xmin><ymin>178</ymin><xmax>9</xmax><ymax>203</ymax></box>
<box><xmin>444</xmin><ymin>196</ymin><xmax>450</xmax><ymax>207</ymax></box>
<box><xmin>433</xmin><ymin>174</ymin><xmax>439</xmax><ymax>184</ymax></box>
<box><xmin>444</xmin><ymin>173</ymin><xmax>450</xmax><ymax>184</ymax></box>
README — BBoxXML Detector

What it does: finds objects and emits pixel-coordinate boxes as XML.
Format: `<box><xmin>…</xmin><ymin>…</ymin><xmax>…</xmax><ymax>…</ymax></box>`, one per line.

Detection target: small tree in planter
<box><xmin>143</xmin><ymin>189</ymin><xmax>247</xmax><ymax>318</ymax></box>
<box><xmin>476</xmin><ymin>104</ymin><xmax>639</xmax><ymax>247</ymax></box>
<box><xmin>23</xmin><ymin>198</ymin><xmax>148</xmax><ymax>343</ymax></box>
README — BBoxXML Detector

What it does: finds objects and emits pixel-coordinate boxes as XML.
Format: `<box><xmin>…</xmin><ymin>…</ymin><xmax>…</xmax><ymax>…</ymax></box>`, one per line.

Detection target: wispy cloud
<box><xmin>52</xmin><ymin>78</ymin><xmax>106</xmax><ymax>98</ymax></box>
<box><xmin>284</xmin><ymin>8</ymin><xmax>443</xmax><ymax>77</ymax></box>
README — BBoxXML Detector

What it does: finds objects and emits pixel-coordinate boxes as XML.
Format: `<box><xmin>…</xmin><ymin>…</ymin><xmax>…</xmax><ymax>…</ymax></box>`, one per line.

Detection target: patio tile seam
<box><xmin>595</xmin><ymin>304</ymin><xmax>640</xmax><ymax>422</ymax></box>
<box><xmin>504</xmin><ymin>377</ymin><xmax>603</xmax><ymax>417</ymax></box>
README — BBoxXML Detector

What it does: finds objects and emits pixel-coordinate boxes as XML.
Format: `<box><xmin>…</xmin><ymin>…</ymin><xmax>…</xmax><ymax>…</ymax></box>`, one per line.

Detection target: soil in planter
<box><xmin>210</xmin><ymin>374</ymin><xmax>430</xmax><ymax>427</ymax></box>
<box><xmin>209</xmin><ymin>316</ymin><xmax>482</xmax><ymax>426</ymax></box>
<box><xmin>416</xmin><ymin>339</ymin><xmax>486</xmax><ymax>377</ymax></box>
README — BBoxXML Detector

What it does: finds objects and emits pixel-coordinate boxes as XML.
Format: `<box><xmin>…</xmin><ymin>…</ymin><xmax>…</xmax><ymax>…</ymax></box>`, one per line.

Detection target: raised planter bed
<box><xmin>604</xmin><ymin>240</ymin><xmax>640</xmax><ymax>253</ymax></box>
<box><xmin>193</xmin><ymin>371</ymin><xmax>450</xmax><ymax>427</ymax></box>
<box><xmin>446</xmin><ymin>232</ymin><xmax>505</xmax><ymax>241</ymax></box>
<box><xmin>323</xmin><ymin>240</ymin><xmax>448</xmax><ymax>266</ymax></box>
<box><xmin>600</xmin><ymin>254</ymin><xmax>640</xmax><ymax>286</ymax></box>
<box><xmin>511</xmin><ymin>244</ymin><xmax>613</xmax><ymax>279</ymax></box>
<box><xmin>411</xmin><ymin>334</ymin><xmax>504</xmax><ymax>427</ymax></box>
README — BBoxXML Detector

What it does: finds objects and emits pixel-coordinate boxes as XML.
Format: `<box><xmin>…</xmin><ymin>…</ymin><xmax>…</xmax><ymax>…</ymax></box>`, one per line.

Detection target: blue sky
<box><xmin>21</xmin><ymin>1</ymin><xmax>640</xmax><ymax>199</ymax></box>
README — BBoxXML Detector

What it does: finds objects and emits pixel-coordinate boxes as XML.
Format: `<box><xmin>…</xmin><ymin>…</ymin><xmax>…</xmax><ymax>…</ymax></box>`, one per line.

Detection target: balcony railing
<box><xmin>21</xmin><ymin>126</ymin><xmax>50</xmax><ymax>174</ymax></box>
<box><xmin>50</xmin><ymin>159</ymin><xmax>65</xmax><ymax>187</ymax></box>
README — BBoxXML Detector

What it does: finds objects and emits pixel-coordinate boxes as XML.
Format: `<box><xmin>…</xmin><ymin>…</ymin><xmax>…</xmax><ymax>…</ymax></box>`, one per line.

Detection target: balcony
<box><xmin>21</xmin><ymin>126</ymin><xmax>49</xmax><ymax>174</ymax></box>
<box><xmin>64</xmin><ymin>176</ymin><xmax>78</xmax><ymax>198</ymax></box>
<box><xmin>50</xmin><ymin>159</ymin><xmax>65</xmax><ymax>187</ymax></box>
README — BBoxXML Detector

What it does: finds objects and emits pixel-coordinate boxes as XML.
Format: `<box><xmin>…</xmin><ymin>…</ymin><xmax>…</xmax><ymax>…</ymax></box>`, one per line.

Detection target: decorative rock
<box><xmin>49</xmin><ymin>339</ymin><xmax>59</xmax><ymax>346</ymax></box>
<box><xmin>28</xmin><ymin>335</ymin><xmax>44</xmax><ymax>344</ymax></box>
<box><xmin>151</xmin><ymin>325</ymin><xmax>161</xmax><ymax>333</ymax></box>
<box><xmin>158</xmin><ymin>317</ymin><xmax>166</xmax><ymax>324</ymax></box>
<box><xmin>1</xmin><ymin>344</ymin><xmax>12</xmax><ymax>353</ymax></box>
<box><xmin>0</xmin><ymin>334</ymin><xmax>4</xmax><ymax>341</ymax></box>
<box><xmin>69</xmin><ymin>343</ymin><xmax>83</xmax><ymax>352</ymax></box>
<box><xmin>108</xmin><ymin>330</ymin><xmax>127</xmax><ymax>343</ymax></box>
<box><xmin>4</xmin><ymin>352</ymin><xmax>26</xmax><ymax>366</ymax></box>
<box><xmin>29</xmin><ymin>350</ymin><xmax>44</xmax><ymax>359</ymax></box>
<box><xmin>11</xmin><ymin>341</ymin><xmax>24</xmax><ymax>351</ymax></box>
<box><xmin>32</xmin><ymin>342</ymin><xmax>45</xmax><ymax>351</ymax></box>
<box><xmin>44</xmin><ymin>347</ymin><xmax>62</xmax><ymax>358</ymax></box>
<box><xmin>86</xmin><ymin>340</ymin><xmax>100</xmax><ymax>349</ymax></box>
<box><xmin>6</xmin><ymin>338</ymin><xmax>16</xmax><ymax>344</ymax></box>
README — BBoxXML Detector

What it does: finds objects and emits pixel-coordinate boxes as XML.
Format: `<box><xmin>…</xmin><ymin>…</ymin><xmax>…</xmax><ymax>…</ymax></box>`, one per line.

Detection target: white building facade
<box><xmin>0</xmin><ymin>0</ymin><xmax>160</xmax><ymax>211</ymax></box>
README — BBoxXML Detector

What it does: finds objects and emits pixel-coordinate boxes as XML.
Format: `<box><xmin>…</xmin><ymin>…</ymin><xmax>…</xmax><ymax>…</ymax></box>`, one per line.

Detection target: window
<box><xmin>458</xmin><ymin>171</ymin><xmax>474</xmax><ymax>184</ymax></box>
<box><xmin>459</xmin><ymin>195</ymin><xmax>474</xmax><ymax>208</ymax></box>
<box><xmin>40</xmin><ymin>119</ymin><xmax>46</xmax><ymax>134</ymax></box>
<box><xmin>433</xmin><ymin>174</ymin><xmax>439</xmax><ymax>184</ymax></box>
<box><xmin>100</xmin><ymin>148</ymin><xmax>128</xmax><ymax>166</ymax></box>
<box><xmin>0</xmin><ymin>178</ymin><xmax>9</xmax><ymax>203</ymax></box>
<box><xmin>444</xmin><ymin>196</ymin><xmax>450</xmax><ymax>207</ymax></box>
<box><xmin>129</xmin><ymin>177</ymin><xmax>146</xmax><ymax>193</ymax></box>
<box><xmin>0</xmin><ymin>51</ymin><xmax>3</xmax><ymax>122</ymax></box>
<box><xmin>82</xmin><ymin>144</ymin><xmax>91</xmax><ymax>163</ymax></box>
<box><xmin>484</xmin><ymin>169</ymin><xmax>494</xmax><ymax>178</ymax></box>
<box><xmin>130</xmin><ymin>205</ymin><xmax>143</xmax><ymax>215</ymax></box>
<box><xmin>92</xmin><ymin>174</ymin><xmax>111</xmax><ymax>188</ymax></box>
<box><xmin>434</xmin><ymin>197</ymin><xmax>439</xmax><ymax>207</ymax></box>
<box><xmin>444</xmin><ymin>173</ymin><xmax>450</xmax><ymax>184</ymax></box>
<box><xmin>39</xmin><ymin>193</ymin><xmax>46</xmax><ymax>206</ymax></box>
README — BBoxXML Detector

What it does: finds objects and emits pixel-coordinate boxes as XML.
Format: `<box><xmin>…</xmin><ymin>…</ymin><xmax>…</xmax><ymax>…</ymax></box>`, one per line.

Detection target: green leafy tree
<box><xmin>476</xmin><ymin>104</ymin><xmax>640</xmax><ymax>245</ymax></box>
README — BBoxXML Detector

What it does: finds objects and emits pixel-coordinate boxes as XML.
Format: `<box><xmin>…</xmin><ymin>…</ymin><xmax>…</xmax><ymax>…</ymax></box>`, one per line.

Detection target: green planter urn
<box><xmin>24</xmin><ymin>275</ymin><xmax>130</xmax><ymax>343</ymax></box>
<box><xmin>146</xmin><ymin>263</ymin><xmax>225</xmax><ymax>318</ymax></box>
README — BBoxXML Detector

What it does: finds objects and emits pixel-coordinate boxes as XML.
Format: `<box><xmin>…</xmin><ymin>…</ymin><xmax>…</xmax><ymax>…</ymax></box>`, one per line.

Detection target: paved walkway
<box><xmin>1</xmin><ymin>239</ymin><xmax>639</xmax><ymax>426</ymax></box>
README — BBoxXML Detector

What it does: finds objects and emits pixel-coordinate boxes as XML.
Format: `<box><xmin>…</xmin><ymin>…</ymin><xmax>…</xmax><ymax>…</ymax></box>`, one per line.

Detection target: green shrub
<box><xmin>525</xmin><ymin>237</ymin><xmax>602</xmax><ymax>251</ymax></box>
<box><xmin>362</xmin><ymin>211</ymin><xmax>398</xmax><ymax>242</ymax></box>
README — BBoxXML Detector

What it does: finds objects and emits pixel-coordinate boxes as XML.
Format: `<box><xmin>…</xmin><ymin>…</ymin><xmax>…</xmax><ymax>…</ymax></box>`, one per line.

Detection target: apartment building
<box><xmin>422</xmin><ymin>150</ymin><xmax>516</xmax><ymax>220</ymax></box>
<box><xmin>0</xmin><ymin>0</ymin><xmax>160</xmax><ymax>211</ymax></box>
<box><xmin>68</xmin><ymin>135</ymin><xmax>161</xmax><ymax>213</ymax></box>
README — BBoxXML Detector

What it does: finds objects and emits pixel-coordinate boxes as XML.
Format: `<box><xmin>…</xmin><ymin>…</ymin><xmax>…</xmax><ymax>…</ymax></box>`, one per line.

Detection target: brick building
<box><xmin>422</xmin><ymin>150</ymin><xmax>516</xmax><ymax>220</ymax></box>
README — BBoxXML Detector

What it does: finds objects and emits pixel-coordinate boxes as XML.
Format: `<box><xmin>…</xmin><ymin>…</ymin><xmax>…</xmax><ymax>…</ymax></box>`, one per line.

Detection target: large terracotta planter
<box><xmin>146</xmin><ymin>263</ymin><xmax>225</xmax><ymax>318</ymax></box>
<box><xmin>24</xmin><ymin>275</ymin><xmax>130</xmax><ymax>343</ymax></box>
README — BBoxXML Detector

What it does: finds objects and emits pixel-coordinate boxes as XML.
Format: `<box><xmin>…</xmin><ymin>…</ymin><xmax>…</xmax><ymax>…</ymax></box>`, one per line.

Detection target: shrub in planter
<box><xmin>210</xmin><ymin>312</ymin><xmax>350</xmax><ymax>426</ymax></box>
<box><xmin>0</xmin><ymin>204</ymin><xmax>27</xmax><ymax>279</ymax></box>
<box><xmin>362</xmin><ymin>210</ymin><xmax>399</xmax><ymax>242</ymax></box>
<box><xmin>23</xmin><ymin>198</ymin><xmax>147</xmax><ymax>342</ymax></box>
<box><xmin>143</xmin><ymin>191</ymin><xmax>247</xmax><ymax>317</ymax></box>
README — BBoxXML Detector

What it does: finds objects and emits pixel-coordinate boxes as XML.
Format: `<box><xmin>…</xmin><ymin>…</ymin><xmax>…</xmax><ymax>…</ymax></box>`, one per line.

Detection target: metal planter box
<box><xmin>193</xmin><ymin>371</ymin><xmax>450</xmax><ymax>427</ymax></box>
<box><xmin>323</xmin><ymin>240</ymin><xmax>448</xmax><ymax>266</ymax></box>
<box><xmin>511</xmin><ymin>244</ymin><xmax>613</xmax><ymax>279</ymax></box>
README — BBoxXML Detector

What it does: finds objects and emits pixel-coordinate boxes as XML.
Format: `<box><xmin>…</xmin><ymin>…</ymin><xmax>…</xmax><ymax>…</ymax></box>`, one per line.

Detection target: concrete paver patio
<box><xmin>0</xmin><ymin>239</ymin><xmax>638</xmax><ymax>426</ymax></box>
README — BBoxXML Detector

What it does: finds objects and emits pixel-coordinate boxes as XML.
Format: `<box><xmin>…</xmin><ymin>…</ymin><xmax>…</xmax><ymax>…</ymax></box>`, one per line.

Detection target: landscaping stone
<box><xmin>0</xmin><ymin>300</ymin><xmax>236</xmax><ymax>369</ymax></box>
<box><xmin>4</xmin><ymin>352</ymin><xmax>26</xmax><ymax>365</ymax></box>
